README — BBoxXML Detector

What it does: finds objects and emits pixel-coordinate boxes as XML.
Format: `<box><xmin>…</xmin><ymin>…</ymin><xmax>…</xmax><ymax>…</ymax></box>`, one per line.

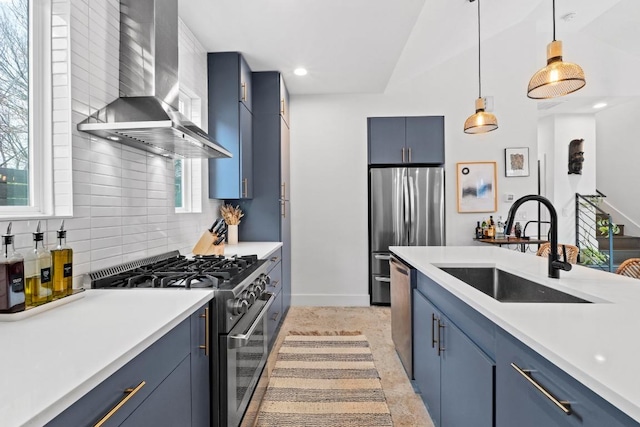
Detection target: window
<box><xmin>0</xmin><ymin>0</ymin><xmax>52</xmax><ymax>215</ymax></box>
<box><xmin>175</xmin><ymin>88</ymin><xmax>202</xmax><ymax>213</ymax></box>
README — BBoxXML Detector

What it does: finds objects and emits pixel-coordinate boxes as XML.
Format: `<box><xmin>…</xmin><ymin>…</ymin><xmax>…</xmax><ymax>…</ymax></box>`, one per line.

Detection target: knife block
<box><xmin>192</xmin><ymin>231</ymin><xmax>225</xmax><ymax>256</ymax></box>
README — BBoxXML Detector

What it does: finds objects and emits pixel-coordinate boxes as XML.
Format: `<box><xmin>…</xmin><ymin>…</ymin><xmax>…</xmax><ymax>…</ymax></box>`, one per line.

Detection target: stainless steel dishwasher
<box><xmin>390</xmin><ymin>255</ymin><xmax>415</xmax><ymax>379</ymax></box>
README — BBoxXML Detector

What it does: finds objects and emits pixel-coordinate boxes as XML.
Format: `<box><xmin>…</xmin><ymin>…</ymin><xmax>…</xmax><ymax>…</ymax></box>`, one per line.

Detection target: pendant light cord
<box><xmin>477</xmin><ymin>0</ymin><xmax>482</xmax><ymax>98</ymax></box>
<box><xmin>552</xmin><ymin>0</ymin><xmax>556</xmax><ymax>41</ymax></box>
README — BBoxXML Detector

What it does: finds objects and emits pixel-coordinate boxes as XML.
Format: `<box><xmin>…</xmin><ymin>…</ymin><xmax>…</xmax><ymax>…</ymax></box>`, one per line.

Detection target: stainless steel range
<box><xmin>85</xmin><ymin>251</ymin><xmax>276</xmax><ymax>427</ymax></box>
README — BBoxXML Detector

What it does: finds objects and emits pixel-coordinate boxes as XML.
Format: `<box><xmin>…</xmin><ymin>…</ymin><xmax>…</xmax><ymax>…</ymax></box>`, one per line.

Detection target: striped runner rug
<box><xmin>255</xmin><ymin>332</ymin><xmax>393</xmax><ymax>427</ymax></box>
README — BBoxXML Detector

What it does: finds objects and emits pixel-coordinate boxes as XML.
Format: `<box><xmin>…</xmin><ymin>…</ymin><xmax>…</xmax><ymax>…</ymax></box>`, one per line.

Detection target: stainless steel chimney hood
<box><xmin>77</xmin><ymin>0</ymin><xmax>231</xmax><ymax>159</ymax></box>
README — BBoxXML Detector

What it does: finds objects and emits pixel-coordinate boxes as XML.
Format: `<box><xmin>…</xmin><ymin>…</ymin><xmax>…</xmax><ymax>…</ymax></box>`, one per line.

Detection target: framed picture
<box><xmin>456</xmin><ymin>162</ymin><xmax>497</xmax><ymax>213</ymax></box>
<box><xmin>504</xmin><ymin>147</ymin><xmax>530</xmax><ymax>177</ymax></box>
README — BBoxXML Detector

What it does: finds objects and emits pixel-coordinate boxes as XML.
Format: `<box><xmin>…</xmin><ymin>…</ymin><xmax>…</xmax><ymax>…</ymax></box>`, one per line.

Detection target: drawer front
<box><xmin>496</xmin><ymin>330</ymin><xmax>638</xmax><ymax>427</ymax></box>
<box><xmin>266</xmin><ymin>248</ymin><xmax>282</xmax><ymax>274</ymax></box>
<box><xmin>47</xmin><ymin>319</ymin><xmax>191</xmax><ymax>427</ymax></box>
<box><xmin>267</xmin><ymin>290</ymin><xmax>283</xmax><ymax>347</ymax></box>
<box><xmin>265</xmin><ymin>261</ymin><xmax>282</xmax><ymax>295</ymax></box>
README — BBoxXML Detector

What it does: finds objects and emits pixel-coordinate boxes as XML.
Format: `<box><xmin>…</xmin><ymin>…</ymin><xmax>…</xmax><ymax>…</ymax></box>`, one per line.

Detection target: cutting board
<box><xmin>192</xmin><ymin>231</ymin><xmax>225</xmax><ymax>255</ymax></box>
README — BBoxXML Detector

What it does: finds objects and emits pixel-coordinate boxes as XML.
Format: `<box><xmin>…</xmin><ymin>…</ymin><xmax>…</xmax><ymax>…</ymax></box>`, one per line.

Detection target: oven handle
<box><xmin>228</xmin><ymin>292</ymin><xmax>275</xmax><ymax>349</ymax></box>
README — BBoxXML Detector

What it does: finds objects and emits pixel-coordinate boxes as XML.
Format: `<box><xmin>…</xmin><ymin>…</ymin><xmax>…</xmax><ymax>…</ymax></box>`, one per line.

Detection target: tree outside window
<box><xmin>0</xmin><ymin>0</ymin><xmax>29</xmax><ymax>206</ymax></box>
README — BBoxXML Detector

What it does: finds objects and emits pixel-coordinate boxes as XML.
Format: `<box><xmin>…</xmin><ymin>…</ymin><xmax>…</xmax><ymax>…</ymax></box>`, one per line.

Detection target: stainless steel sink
<box><xmin>439</xmin><ymin>267</ymin><xmax>592</xmax><ymax>303</ymax></box>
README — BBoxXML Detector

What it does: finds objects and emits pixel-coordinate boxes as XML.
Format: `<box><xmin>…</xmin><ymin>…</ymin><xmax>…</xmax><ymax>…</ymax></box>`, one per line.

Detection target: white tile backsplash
<box><xmin>6</xmin><ymin>1</ymin><xmax>222</xmax><ymax>288</ymax></box>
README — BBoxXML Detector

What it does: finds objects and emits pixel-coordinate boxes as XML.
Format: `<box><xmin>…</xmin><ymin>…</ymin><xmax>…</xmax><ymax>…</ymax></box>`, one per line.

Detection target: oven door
<box><xmin>225</xmin><ymin>292</ymin><xmax>275</xmax><ymax>427</ymax></box>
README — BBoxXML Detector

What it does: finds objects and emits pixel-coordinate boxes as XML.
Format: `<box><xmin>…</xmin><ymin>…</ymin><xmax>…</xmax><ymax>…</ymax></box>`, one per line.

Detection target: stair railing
<box><xmin>575</xmin><ymin>192</ymin><xmax>614</xmax><ymax>272</ymax></box>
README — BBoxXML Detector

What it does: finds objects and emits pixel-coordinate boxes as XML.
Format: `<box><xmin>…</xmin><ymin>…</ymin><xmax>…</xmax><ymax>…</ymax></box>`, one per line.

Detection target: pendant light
<box><xmin>464</xmin><ymin>0</ymin><xmax>498</xmax><ymax>134</ymax></box>
<box><xmin>527</xmin><ymin>0</ymin><xmax>585</xmax><ymax>99</ymax></box>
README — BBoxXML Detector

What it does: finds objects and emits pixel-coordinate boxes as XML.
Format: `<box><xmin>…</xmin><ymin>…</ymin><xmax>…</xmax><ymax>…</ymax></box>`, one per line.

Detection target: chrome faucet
<box><xmin>505</xmin><ymin>195</ymin><xmax>572</xmax><ymax>278</ymax></box>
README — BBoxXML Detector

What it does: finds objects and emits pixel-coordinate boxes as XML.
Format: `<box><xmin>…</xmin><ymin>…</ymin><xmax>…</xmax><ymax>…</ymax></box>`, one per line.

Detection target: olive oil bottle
<box><xmin>0</xmin><ymin>222</ymin><xmax>25</xmax><ymax>313</ymax></box>
<box><xmin>51</xmin><ymin>220</ymin><xmax>73</xmax><ymax>298</ymax></box>
<box><xmin>24</xmin><ymin>221</ymin><xmax>52</xmax><ymax>307</ymax></box>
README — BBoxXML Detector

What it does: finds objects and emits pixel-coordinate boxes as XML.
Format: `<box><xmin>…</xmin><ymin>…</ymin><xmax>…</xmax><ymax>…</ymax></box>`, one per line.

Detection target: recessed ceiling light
<box><xmin>593</xmin><ymin>102</ymin><xmax>607</xmax><ymax>109</ymax></box>
<box><xmin>294</xmin><ymin>68</ymin><xmax>308</xmax><ymax>76</ymax></box>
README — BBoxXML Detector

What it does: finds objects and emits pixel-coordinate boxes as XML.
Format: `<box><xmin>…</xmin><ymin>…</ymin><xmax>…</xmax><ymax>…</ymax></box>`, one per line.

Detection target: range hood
<box><xmin>77</xmin><ymin>0</ymin><xmax>231</xmax><ymax>159</ymax></box>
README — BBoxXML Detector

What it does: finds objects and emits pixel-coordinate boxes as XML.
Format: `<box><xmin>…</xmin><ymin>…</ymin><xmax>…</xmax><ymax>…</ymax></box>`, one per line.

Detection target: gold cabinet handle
<box><xmin>272</xmin><ymin>280</ymin><xmax>280</xmax><ymax>287</ymax></box>
<box><xmin>241</xmin><ymin>82</ymin><xmax>247</xmax><ymax>101</ymax></box>
<box><xmin>242</xmin><ymin>178</ymin><xmax>248</xmax><ymax>198</ymax></box>
<box><xmin>280</xmin><ymin>98</ymin><xmax>285</xmax><ymax>116</ymax></box>
<box><xmin>437</xmin><ymin>319</ymin><xmax>445</xmax><ymax>356</ymax></box>
<box><xmin>271</xmin><ymin>312</ymin><xmax>280</xmax><ymax>321</ymax></box>
<box><xmin>270</xmin><ymin>256</ymin><xmax>280</xmax><ymax>262</ymax></box>
<box><xmin>402</xmin><ymin>147</ymin><xmax>406</xmax><ymax>162</ymax></box>
<box><xmin>94</xmin><ymin>381</ymin><xmax>146</xmax><ymax>427</ymax></box>
<box><xmin>408</xmin><ymin>147</ymin><xmax>412</xmax><ymax>163</ymax></box>
<box><xmin>281</xmin><ymin>200</ymin><xmax>286</xmax><ymax>218</ymax></box>
<box><xmin>281</xmin><ymin>182</ymin><xmax>286</xmax><ymax>200</ymax></box>
<box><xmin>199</xmin><ymin>307</ymin><xmax>210</xmax><ymax>356</ymax></box>
<box><xmin>511</xmin><ymin>363</ymin><xmax>572</xmax><ymax>415</ymax></box>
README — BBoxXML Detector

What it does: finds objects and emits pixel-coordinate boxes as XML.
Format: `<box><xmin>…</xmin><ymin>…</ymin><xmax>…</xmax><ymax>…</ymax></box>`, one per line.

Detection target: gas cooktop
<box><xmin>88</xmin><ymin>252</ymin><xmax>264</xmax><ymax>290</ymax></box>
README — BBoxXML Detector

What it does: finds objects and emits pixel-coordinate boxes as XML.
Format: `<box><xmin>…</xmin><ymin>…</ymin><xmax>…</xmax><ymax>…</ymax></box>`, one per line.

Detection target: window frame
<box><xmin>0</xmin><ymin>0</ymin><xmax>53</xmax><ymax>217</ymax></box>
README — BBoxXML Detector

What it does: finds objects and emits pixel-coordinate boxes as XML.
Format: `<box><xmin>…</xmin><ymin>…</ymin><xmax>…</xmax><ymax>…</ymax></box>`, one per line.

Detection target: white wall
<box><xmin>596</xmin><ymin>99</ymin><xmax>640</xmax><ymax>229</ymax></box>
<box><xmin>290</xmin><ymin>22</ymin><xmax>541</xmax><ymax>306</ymax></box>
<box><xmin>7</xmin><ymin>0</ymin><xmax>220</xmax><ymax>287</ymax></box>
<box><xmin>538</xmin><ymin>115</ymin><xmax>597</xmax><ymax>244</ymax></box>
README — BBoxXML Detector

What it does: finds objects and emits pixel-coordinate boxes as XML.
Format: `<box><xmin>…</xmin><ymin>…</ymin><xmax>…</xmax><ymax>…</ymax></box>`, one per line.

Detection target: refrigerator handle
<box><xmin>402</xmin><ymin>174</ymin><xmax>410</xmax><ymax>244</ymax></box>
<box><xmin>408</xmin><ymin>176</ymin><xmax>416</xmax><ymax>245</ymax></box>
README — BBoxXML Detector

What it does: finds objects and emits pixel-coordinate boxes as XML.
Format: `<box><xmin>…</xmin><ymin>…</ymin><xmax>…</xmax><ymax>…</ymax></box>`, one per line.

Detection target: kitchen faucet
<box><xmin>505</xmin><ymin>195</ymin><xmax>572</xmax><ymax>278</ymax></box>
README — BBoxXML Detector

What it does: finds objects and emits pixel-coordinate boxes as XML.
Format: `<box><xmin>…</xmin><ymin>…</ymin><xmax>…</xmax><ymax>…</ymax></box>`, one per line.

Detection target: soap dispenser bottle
<box><xmin>24</xmin><ymin>221</ymin><xmax>52</xmax><ymax>307</ymax></box>
<box><xmin>0</xmin><ymin>222</ymin><xmax>25</xmax><ymax>313</ymax></box>
<box><xmin>51</xmin><ymin>220</ymin><xmax>73</xmax><ymax>298</ymax></box>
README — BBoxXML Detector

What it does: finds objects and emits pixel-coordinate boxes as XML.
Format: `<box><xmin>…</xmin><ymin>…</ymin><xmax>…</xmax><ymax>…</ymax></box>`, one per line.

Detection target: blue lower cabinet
<box><xmin>191</xmin><ymin>305</ymin><xmax>211</xmax><ymax>427</ymax></box>
<box><xmin>440</xmin><ymin>317</ymin><xmax>494</xmax><ymax>427</ymax></box>
<box><xmin>413</xmin><ymin>289</ymin><xmax>442</xmax><ymax>426</ymax></box>
<box><xmin>47</xmin><ymin>304</ymin><xmax>211</xmax><ymax>427</ymax></box>
<box><xmin>267</xmin><ymin>289</ymin><xmax>283</xmax><ymax>349</ymax></box>
<box><xmin>120</xmin><ymin>356</ymin><xmax>192</xmax><ymax>427</ymax></box>
<box><xmin>496</xmin><ymin>331</ymin><xmax>638</xmax><ymax>427</ymax></box>
<box><xmin>413</xmin><ymin>289</ymin><xmax>494</xmax><ymax>427</ymax></box>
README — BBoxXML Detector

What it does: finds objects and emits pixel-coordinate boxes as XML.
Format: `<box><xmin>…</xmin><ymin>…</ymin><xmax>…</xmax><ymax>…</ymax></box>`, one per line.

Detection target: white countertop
<box><xmin>0</xmin><ymin>289</ymin><xmax>213</xmax><ymax>427</ymax></box>
<box><xmin>390</xmin><ymin>246</ymin><xmax>640</xmax><ymax>422</ymax></box>
<box><xmin>222</xmin><ymin>241</ymin><xmax>282</xmax><ymax>259</ymax></box>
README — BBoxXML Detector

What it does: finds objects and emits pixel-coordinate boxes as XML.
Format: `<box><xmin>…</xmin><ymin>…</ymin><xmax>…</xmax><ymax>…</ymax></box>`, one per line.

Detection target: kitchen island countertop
<box><xmin>0</xmin><ymin>289</ymin><xmax>213</xmax><ymax>427</ymax></box>
<box><xmin>390</xmin><ymin>245</ymin><xmax>640</xmax><ymax>423</ymax></box>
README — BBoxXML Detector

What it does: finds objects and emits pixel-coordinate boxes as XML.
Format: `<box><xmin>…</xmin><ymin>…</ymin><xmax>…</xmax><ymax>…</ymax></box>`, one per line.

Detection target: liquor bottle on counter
<box><xmin>51</xmin><ymin>220</ymin><xmax>73</xmax><ymax>298</ymax></box>
<box><xmin>482</xmin><ymin>220</ymin><xmax>488</xmax><ymax>237</ymax></box>
<box><xmin>24</xmin><ymin>221</ymin><xmax>52</xmax><ymax>307</ymax></box>
<box><xmin>0</xmin><ymin>222</ymin><xmax>25</xmax><ymax>313</ymax></box>
<box><xmin>475</xmin><ymin>221</ymin><xmax>483</xmax><ymax>239</ymax></box>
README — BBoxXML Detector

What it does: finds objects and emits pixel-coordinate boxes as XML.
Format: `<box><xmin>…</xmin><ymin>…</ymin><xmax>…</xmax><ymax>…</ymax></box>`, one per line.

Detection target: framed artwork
<box><xmin>456</xmin><ymin>162</ymin><xmax>497</xmax><ymax>213</ymax></box>
<box><xmin>504</xmin><ymin>147</ymin><xmax>530</xmax><ymax>177</ymax></box>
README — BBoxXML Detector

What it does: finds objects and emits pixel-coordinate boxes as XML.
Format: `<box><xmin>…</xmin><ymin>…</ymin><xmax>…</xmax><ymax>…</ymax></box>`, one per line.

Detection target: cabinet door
<box><xmin>240</xmin><ymin>104</ymin><xmax>253</xmax><ymax>198</ymax></box>
<box><xmin>239</xmin><ymin>55</ymin><xmax>252</xmax><ymax>112</ymax></box>
<box><xmin>406</xmin><ymin>116</ymin><xmax>444</xmax><ymax>165</ymax></box>
<box><xmin>120</xmin><ymin>356</ymin><xmax>192</xmax><ymax>427</ymax></box>
<box><xmin>280</xmin><ymin>117</ymin><xmax>291</xmax><ymax>313</ymax></box>
<box><xmin>191</xmin><ymin>305</ymin><xmax>210</xmax><ymax>427</ymax></box>
<box><xmin>413</xmin><ymin>290</ymin><xmax>441</xmax><ymax>426</ymax></box>
<box><xmin>279</xmin><ymin>74</ymin><xmax>290</xmax><ymax>126</ymax></box>
<box><xmin>368</xmin><ymin>117</ymin><xmax>406</xmax><ymax>165</ymax></box>
<box><xmin>440</xmin><ymin>318</ymin><xmax>494</xmax><ymax>427</ymax></box>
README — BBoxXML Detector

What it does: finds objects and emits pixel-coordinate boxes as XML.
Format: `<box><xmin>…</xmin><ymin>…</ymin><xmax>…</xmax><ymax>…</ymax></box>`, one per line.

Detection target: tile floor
<box><xmin>261</xmin><ymin>306</ymin><xmax>434</xmax><ymax>427</ymax></box>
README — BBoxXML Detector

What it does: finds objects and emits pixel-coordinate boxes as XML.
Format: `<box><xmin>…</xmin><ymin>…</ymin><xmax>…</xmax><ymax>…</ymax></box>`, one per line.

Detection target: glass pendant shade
<box><xmin>464</xmin><ymin>98</ymin><xmax>498</xmax><ymax>134</ymax></box>
<box><xmin>528</xmin><ymin>41</ymin><xmax>585</xmax><ymax>99</ymax></box>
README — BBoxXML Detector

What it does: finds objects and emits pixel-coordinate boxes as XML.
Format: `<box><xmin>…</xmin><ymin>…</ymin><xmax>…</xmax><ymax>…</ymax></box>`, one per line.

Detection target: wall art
<box><xmin>456</xmin><ymin>161</ymin><xmax>497</xmax><ymax>213</ymax></box>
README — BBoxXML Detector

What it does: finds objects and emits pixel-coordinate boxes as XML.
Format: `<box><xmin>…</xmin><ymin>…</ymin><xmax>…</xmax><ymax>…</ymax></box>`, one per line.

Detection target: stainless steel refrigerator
<box><xmin>369</xmin><ymin>167</ymin><xmax>445</xmax><ymax>305</ymax></box>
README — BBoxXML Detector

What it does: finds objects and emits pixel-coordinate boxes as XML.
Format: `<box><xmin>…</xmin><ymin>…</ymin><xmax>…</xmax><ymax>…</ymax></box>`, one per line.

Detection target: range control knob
<box><xmin>240</xmin><ymin>290</ymin><xmax>256</xmax><ymax>305</ymax></box>
<box><xmin>229</xmin><ymin>298</ymin><xmax>249</xmax><ymax>315</ymax></box>
<box><xmin>259</xmin><ymin>274</ymin><xmax>271</xmax><ymax>286</ymax></box>
<box><xmin>250</xmin><ymin>283</ymin><xmax>264</xmax><ymax>297</ymax></box>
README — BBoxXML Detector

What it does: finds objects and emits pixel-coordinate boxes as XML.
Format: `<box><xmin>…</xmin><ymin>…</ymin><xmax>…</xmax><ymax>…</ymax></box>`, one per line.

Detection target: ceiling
<box><xmin>179</xmin><ymin>0</ymin><xmax>639</xmax><ymax>100</ymax></box>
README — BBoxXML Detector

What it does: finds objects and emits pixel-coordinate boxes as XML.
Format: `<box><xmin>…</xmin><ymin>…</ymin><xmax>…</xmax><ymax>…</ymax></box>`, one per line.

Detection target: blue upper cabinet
<box><xmin>208</xmin><ymin>52</ymin><xmax>253</xmax><ymax>199</ymax></box>
<box><xmin>368</xmin><ymin>116</ymin><xmax>444</xmax><ymax>165</ymax></box>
